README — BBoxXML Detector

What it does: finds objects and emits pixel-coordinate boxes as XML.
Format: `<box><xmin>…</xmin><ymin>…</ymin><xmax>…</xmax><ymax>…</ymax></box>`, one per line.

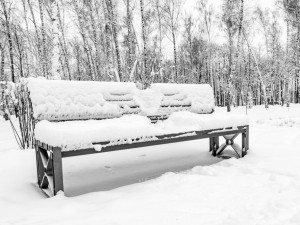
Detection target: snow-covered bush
<box><xmin>0</xmin><ymin>81</ymin><xmax>34</xmax><ymax>149</ymax></box>
<box><xmin>14</xmin><ymin>80</ymin><xmax>35</xmax><ymax>149</ymax></box>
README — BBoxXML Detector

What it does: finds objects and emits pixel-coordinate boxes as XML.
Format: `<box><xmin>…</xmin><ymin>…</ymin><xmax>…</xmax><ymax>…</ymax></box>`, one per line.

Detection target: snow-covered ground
<box><xmin>1</xmin><ymin>104</ymin><xmax>300</xmax><ymax>225</ymax></box>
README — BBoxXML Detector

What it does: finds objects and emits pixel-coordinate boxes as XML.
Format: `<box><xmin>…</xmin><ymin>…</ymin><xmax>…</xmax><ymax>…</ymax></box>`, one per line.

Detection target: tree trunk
<box><xmin>231</xmin><ymin>0</ymin><xmax>244</xmax><ymax>78</ymax></box>
<box><xmin>155</xmin><ymin>0</ymin><xmax>163</xmax><ymax>81</ymax></box>
<box><xmin>227</xmin><ymin>0</ymin><xmax>244</xmax><ymax>112</ymax></box>
<box><xmin>172</xmin><ymin>30</ymin><xmax>178</xmax><ymax>82</ymax></box>
<box><xmin>105</xmin><ymin>0</ymin><xmax>122</xmax><ymax>81</ymax></box>
<box><xmin>27</xmin><ymin>0</ymin><xmax>43</xmax><ymax>75</ymax></box>
<box><xmin>102</xmin><ymin>0</ymin><xmax>114</xmax><ymax>81</ymax></box>
<box><xmin>51</xmin><ymin>0</ymin><xmax>61</xmax><ymax>80</ymax></box>
<box><xmin>14</xmin><ymin>27</ymin><xmax>24</xmax><ymax>78</ymax></box>
<box><xmin>74</xmin><ymin>0</ymin><xmax>94</xmax><ymax>80</ymax></box>
<box><xmin>0</xmin><ymin>44</ymin><xmax>4</xmax><ymax>81</ymax></box>
<box><xmin>140</xmin><ymin>0</ymin><xmax>150</xmax><ymax>88</ymax></box>
<box><xmin>126</xmin><ymin>0</ymin><xmax>133</xmax><ymax>79</ymax></box>
<box><xmin>21</xmin><ymin>0</ymin><xmax>31</xmax><ymax>77</ymax></box>
<box><xmin>243</xmin><ymin>30</ymin><xmax>268</xmax><ymax>108</ymax></box>
<box><xmin>88</xmin><ymin>1</ymin><xmax>101</xmax><ymax>80</ymax></box>
<box><xmin>57</xmin><ymin>4</ymin><xmax>71</xmax><ymax>80</ymax></box>
<box><xmin>38</xmin><ymin>0</ymin><xmax>48</xmax><ymax>78</ymax></box>
<box><xmin>1</xmin><ymin>0</ymin><xmax>15</xmax><ymax>82</ymax></box>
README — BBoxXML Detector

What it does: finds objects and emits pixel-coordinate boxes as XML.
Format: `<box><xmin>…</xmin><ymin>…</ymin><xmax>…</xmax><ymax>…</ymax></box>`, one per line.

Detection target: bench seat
<box><xmin>35</xmin><ymin>111</ymin><xmax>249</xmax><ymax>152</ymax></box>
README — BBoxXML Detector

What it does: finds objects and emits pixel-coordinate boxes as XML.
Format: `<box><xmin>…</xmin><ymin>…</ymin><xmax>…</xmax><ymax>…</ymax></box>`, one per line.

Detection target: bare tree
<box><xmin>13</xmin><ymin>24</ymin><xmax>25</xmax><ymax>78</ymax></box>
<box><xmin>222</xmin><ymin>0</ymin><xmax>244</xmax><ymax>111</ymax></box>
<box><xmin>1</xmin><ymin>0</ymin><xmax>15</xmax><ymax>82</ymax></box>
<box><xmin>57</xmin><ymin>1</ymin><xmax>71</xmax><ymax>80</ymax></box>
<box><xmin>198</xmin><ymin>0</ymin><xmax>215</xmax><ymax>91</ymax></box>
<box><xmin>152</xmin><ymin>0</ymin><xmax>165</xmax><ymax>79</ymax></box>
<box><xmin>105</xmin><ymin>0</ymin><xmax>122</xmax><ymax>81</ymax></box>
<box><xmin>73</xmin><ymin>0</ymin><xmax>94</xmax><ymax>80</ymax></box>
<box><xmin>102</xmin><ymin>0</ymin><xmax>115</xmax><ymax>81</ymax></box>
<box><xmin>27</xmin><ymin>0</ymin><xmax>43</xmax><ymax>76</ymax></box>
<box><xmin>51</xmin><ymin>0</ymin><xmax>61</xmax><ymax>79</ymax></box>
<box><xmin>163</xmin><ymin>0</ymin><xmax>183</xmax><ymax>82</ymax></box>
<box><xmin>38</xmin><ymin>0</ymin><xmax>49</xmax><ymax>77</ymax></box>
<box><xmin>0</xmin><ymin>41</ymin><xmax>5</xmax><ymax>81</ymax></box>
<box><xmin>140</xmin><ymin>0</ymin><xmax>150</xmax><ymax>88</ymax></box>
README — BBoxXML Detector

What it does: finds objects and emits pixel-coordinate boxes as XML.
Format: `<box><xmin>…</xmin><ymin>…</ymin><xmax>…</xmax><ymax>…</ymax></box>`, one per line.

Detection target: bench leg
<box><xmin>242</xmin><ymin>126</ymin><xmax>249</xmax><ymax>157</ymax></box>
<box><xmin>35</xmin><ymin>145</ymin><xmax>64</xmax><ymax>197</ymax></box>
<box><xmin>209</xmin><ymin>137</ymin><xmax>219</xmax><ymax>156</ymax></box>
<box><xmin>35</xmin><ymin>145</ymin><xmax>45</xmax><ymax>188</ymax></box>
<box><xmin>52</xmin><ymin>147</ymin><xmax>64</xmax><ymax>195</ymax></box>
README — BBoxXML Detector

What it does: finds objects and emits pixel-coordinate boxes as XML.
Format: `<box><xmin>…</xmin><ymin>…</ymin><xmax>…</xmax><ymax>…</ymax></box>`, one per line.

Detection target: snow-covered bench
<box><xmin>27</xmin><ymin>78</ymin><xmax>249</xmax><ymax>197</ymax></box>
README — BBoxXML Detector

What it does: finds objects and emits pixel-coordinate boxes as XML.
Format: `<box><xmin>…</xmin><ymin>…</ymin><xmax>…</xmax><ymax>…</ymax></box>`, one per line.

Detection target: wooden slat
<box><xmin>35</xmin><ymin>104</ymin><xmax>199</xmax><ymax>123</ymax></box>
<box><xmin>61</xmin><ymin>126</ymin><xmax>248</xmax><ymax>158</ymax></box>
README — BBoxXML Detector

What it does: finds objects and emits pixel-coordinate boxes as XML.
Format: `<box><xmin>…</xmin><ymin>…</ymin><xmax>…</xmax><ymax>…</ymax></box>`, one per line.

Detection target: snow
<box><xmin>151</xmin><ymin>83</ymin><xmax>215</xmax><ymax>113</ymax></box>
<box><xmin>35</xmin><ymin>115</ymin><xmax>163</xmax><ymax>151</ymax></box>
<box><xmin>1</xmin><ymin>104</ymin><xmax>300</xmax><ymax>224</ymax></box>
<box><xmin>27</xmin><ymin>78</ymin><xmax>215</xmax><ymax>121</ymax></box>
<box><xmin>34</xmin><ymin>111</ymin><xmax>248</xmax><ymax>151</ymax></box>
<box><xmin>156</xmin><ymin>111</ymin><xmax>249</xmax><ymax>134</ymax></box>
<box><xmin>133</xmin><ymin>89</ymin><xmax>164</xmax><ymax>115</ymax></box>
<box><xmin>27</xmin><ymin>78</ymin><xmax>137</xmax><ymax>120</ymax></box>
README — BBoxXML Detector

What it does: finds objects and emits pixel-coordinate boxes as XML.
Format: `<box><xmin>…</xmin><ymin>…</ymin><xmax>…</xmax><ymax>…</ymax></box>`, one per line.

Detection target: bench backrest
<box><xmin>27</xmin><ymin>78</ymin><xmax>215</xmax><ymax>122</ymax></box>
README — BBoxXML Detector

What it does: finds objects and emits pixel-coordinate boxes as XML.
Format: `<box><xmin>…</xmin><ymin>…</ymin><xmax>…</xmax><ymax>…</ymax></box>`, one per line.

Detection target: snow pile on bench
<box><xmin>27</xmin><ymin>78</ymin><xmax>138</xmax><ymax>121</ymax></box>
<box><xmin>156</xmin><ymin>111</ymin><xmax>249</xmax><ymax>133</ymax></box>
<box><xmin>34</xmin><ymin>112</ymin><xmax>249</xmax><ymax>151</ymax></box>
<box><xmin>133</xmin><ymin>89</ymin><xmax>164</xmax><ymax>115</ymax></box>
<box><xmin>35</xmin><ymin>114</ymin><xmax>164</xmax><ymax>151</ymax></box>
<box><xmin>151</xmin><ymin>83</ymin><xmax>214</xmax><ymax>114</ymax></box>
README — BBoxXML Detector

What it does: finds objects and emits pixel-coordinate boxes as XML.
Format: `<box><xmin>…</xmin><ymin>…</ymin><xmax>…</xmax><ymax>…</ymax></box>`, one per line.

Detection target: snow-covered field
<box><xmin>1</xmin><ymin>104</ymin><xmax>300</xmax><ymax>225</ymax></box>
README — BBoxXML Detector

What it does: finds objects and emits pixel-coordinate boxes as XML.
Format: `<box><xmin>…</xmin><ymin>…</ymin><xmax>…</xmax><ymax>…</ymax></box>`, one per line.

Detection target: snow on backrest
<box><xmin>27</xmin><ymin>78</ymin><xmax>139</xmax><ymax>121</ymax></box>
<box><xmin>27</xmin><ymin>78</ymin><xmax>215</xmax><ymax>121</ymax></box>
<box><xmin>151</xmin><ymin>83</ymin><xmax>215</xmax><ymax>114</ymax></box>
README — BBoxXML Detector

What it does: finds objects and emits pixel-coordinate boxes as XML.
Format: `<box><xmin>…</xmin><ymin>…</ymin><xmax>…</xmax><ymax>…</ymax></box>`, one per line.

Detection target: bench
<box><xmin>26</xmin><ymin>78</ymin><xmax>249</xmax><ymax>197</ymax></box>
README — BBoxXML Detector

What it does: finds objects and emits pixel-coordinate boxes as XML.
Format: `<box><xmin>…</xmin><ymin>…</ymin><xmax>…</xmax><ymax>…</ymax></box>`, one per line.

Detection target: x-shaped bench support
<box><xmin>210</xmin><ymin>127</ymin><xmax>249</xmax><ymax>158</ymax></box>
<box><xmin>218</xmin><ymin>133</ymin><xmax>242</xmax><ymax>157</ymax></box>
<box><xmin>35</xmin><ymin>145</ymin><xmax>63</xmax><ymax>197</ymax></box>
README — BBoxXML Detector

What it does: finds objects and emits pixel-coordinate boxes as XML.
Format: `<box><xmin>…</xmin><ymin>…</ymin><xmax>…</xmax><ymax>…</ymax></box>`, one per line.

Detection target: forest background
<box><xmin>0</xmin><ymin>0</ymin><xmax>300</xmax><ymax>110</ymax></box>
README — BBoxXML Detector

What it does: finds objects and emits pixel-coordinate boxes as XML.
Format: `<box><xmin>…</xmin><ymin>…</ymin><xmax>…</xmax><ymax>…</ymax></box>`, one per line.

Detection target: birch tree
<box><xmin>0</xmin><ymin>0</ymin><xmax>15</xmax><ymax>82</ymax></box>
<box><xmin>152</xmin><ymin>0</ymin><xmax>165</xmax><ymax>80</ymax></box>
<box><xmin>0</xmin><ymin>41</ymin><xmax>5</xmax><ymax>81</ymax></box>
<box><xmin>222</xmin><ymin>0</ymin><xmax>244</xmax><ymax>111</ymax></box>
<box><xmin>198</xmin><ymin>0</ymin><xmax>215</xmax><ymax>90</ymax></box>
<box><xmin>125</xmin><ymin>0</ymin><xmax>135</xmax><ymax>80</ymax></box>
<box><xmin>38</xmin><ymin>0</ymin><xmax>49</xmax><ymax>77</ymax></box>
<box><xmin>73</xmin><ymin>0</ymin><xmax>94</xmax><ymax>80</ymax></box>
<box><xmin>163</xmin><ymin>0</ymin><xmax>183</xmax><ymax>82</ymax></box>
<box><xmin>140</xmin><ymin>0</ymin><xmax>150</xmax><ymax>88</ymax></box>
<box><xmin>105</xmin><ymin>0</ymin><xmax>122</xmax><ymax>81</ymax></box>
<box><xmin>27</xmin><ymin>0</ymin><xmax>43</xmax><ymax>76</ymax></box>
<box><xmin>51</xmin><ymin>0</ymin><xmax>61</xmax><ymax>79</ymax></box>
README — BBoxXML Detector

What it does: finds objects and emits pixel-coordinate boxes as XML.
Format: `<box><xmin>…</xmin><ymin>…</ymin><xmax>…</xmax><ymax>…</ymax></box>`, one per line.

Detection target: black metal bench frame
<box><xmin>35</xmin><ymin>124</ymin><xmax>249</xmax><ymax>197</ymax></box>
